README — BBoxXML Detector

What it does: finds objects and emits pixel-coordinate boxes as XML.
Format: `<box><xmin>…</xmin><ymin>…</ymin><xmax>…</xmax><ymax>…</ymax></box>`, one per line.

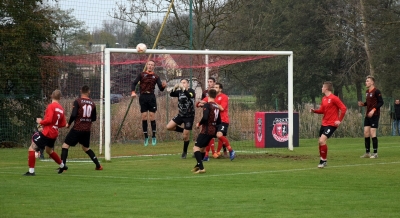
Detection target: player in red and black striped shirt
<box><xmin>58</xmin><ymin>85</ymin><xmax>102</xmax><ymax>174</ymax></box>
<box><xmin>192</xmin><ymin>89</ymin><xmax>220</xmax><ymax>174</ymax></box>
<box><xmin>311</xmin><ymin>81</ymin><xmax>347</xmax><ymax>168</ymax></box>
<box><xmin>131</xmin><ymin>60</ymin><xmax>167</xmax><ymax>146</ymax></box>
<box><xmin>358</xmin><ymin>75</ymin><xmax>384</xmax><ymax>159</ymax></box>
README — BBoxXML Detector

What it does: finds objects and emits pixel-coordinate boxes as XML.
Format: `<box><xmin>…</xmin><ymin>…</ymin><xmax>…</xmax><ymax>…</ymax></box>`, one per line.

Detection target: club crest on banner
<box><xmin>257</xmin><ymin>118</ymin><xmax>262</xmax><ymax>142</ymax></box>
<box><xmin>272</xmin><ymin>118</ymin><xmax>288</xmax><ymax>142</ymax></box>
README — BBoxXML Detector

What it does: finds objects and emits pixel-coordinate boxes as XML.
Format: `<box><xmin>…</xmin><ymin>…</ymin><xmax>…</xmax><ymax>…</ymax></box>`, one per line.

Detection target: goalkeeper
<box><xmin>131</xmin><ymin>60</ymin><xmax>167</xmax><ymax>146</ymax></box>
<box><xmin>166</xmin><ymin>79</ymin><xmax>196</xmax><ymax>159</ymax></box>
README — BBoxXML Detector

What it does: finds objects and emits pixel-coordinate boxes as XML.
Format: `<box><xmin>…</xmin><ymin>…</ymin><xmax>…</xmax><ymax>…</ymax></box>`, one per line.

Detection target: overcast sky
<box><xmin>56</xmin><ymin>0</ymin><xmax>127</xmax><ymax>30</ymax></box>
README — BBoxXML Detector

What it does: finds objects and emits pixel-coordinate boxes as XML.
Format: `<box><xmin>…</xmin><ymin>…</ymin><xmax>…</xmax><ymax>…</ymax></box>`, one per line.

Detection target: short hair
<box><xmin>208</xmin><ymin>89</ymin><xmax>217</xmax><ymax>98</ymax></box>
<box><xmin>323</xmin><ymin>81</ymin><xmax>333</xmax><ymax>91</ymax></box>
<box><xmin>81</xmin><ymin>85</ymin><xmax>90</xmax><ymax>94</ymax></box>
<box><xmin>147</xmin><ymin>60</ymin><xmax>155</xmax><ymax>64</ymax></box>
<box><xmin>366</xmin><ymin>75</ymin><xmax>375</xmax><ymax>83</ymax></box>
<box><xmin>215</xmin><ymin>82</ymin><xmax>223</xmax><ymax>89</ymax></box>
<box><xmin>208</xmin><ymin>77</ymin><xmax>216</xmax><ymax>83</ymax></box>
<box><xmin>51</xmin><ymin>89</ymin><xmax>62</xmax><ymax>100</ymax></box>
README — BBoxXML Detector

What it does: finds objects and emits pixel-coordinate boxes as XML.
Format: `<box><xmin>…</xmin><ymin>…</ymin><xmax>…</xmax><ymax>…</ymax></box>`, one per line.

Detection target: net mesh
<box><xmin>39</xmin><ymin>52</ymin><xmax>274</xmax><ymax>159</ymax></box>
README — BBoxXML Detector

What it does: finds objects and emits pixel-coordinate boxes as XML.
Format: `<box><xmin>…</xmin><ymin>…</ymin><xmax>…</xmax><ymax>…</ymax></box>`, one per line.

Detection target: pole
<box><xmin>99</xmin><ymin>44</ymin><xmax>105</xmax><ymax>154</ymax></box>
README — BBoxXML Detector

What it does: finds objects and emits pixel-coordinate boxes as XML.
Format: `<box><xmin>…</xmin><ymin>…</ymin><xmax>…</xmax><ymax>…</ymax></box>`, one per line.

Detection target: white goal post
<box><xmin>103</xmin><ymin>49</ymin><xmax>293</xmax><ymax>161</ymax></box>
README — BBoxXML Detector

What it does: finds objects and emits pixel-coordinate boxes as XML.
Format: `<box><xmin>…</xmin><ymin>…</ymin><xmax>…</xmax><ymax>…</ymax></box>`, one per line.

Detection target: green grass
<box><xmin>1</xmin><ymin>137</ymin><xmax>400</xmax><ymax>217</ymax></box>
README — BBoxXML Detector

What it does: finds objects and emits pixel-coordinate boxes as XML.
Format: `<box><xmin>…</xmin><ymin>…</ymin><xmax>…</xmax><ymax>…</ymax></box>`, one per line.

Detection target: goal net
<box><xmin>103</xmin><ymin>48</ymin><xmax>294</xmax><ymax>161</ymax></box>
<box><xmin>41</xmin><ymin>48</ymin><xmax>293</xmax><ymax>161</ymax></box>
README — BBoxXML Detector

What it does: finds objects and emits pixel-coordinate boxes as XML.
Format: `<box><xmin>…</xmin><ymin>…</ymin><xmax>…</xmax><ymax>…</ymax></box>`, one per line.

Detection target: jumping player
<box><xmin>131</xmin><ymin>60</ymin><xmax>167</xmax><ymax>146</ymax></box>
<box><xmin>166</xmin><ymin>79</ymin><xmax>196</xmax><ymax>159</ymax></box>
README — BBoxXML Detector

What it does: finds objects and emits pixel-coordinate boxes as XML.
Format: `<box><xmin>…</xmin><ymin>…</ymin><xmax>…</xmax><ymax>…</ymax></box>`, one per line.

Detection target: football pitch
<box><xmin>1</xmin><ymin>137</ymin><xmax>400</xmax><ymax>217</ymax></box>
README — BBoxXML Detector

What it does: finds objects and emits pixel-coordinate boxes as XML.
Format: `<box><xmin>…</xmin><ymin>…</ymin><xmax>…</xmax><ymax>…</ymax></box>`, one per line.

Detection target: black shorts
<box><xmin>319</xmin><ymin>126</ymin><xmax>337</xmax><ymax>138</ymax></box>
<box><xmin>172</xmin><ymin>115</ymin><xmax>194</xmax><ymax>130</ymax></box>
<box><xmin>139</xmin><ymin>93</ymin><xmax>157</xmax><ymax>113</ymax></box>
<box><xmin>34</xmin><ymin>132</ymin><xmax>56</xmax><ymax>149</ymax></box>
<box><xmin>364</xmin><ymin>115</ymin><xmax>380</xmax><ymax>128</ymax></box>
<box><xmin>217</xmin><ymin>122</ymin><xmax>229</xmax><ymax>136</ymax></box>
<box><xmin>64</xmin><ymin>129</ymin><xmax>91</xmax><ymax>148</ymax></box>
<box><xmin>195</xmin><ymin>134</ymin><xmax>214</xmax><ymax>148</ymax></box>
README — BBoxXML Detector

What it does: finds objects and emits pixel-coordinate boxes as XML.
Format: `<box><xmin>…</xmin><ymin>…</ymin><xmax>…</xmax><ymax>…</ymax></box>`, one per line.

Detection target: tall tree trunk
<box><xmin>360</xmin><ymin>0</ymin><xmax>375</xmax><ymax>76</ymax></box>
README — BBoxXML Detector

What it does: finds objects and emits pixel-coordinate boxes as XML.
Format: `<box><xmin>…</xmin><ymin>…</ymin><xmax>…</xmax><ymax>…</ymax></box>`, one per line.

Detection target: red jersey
<box><xmin>313</xmin><ymin>94</ymin><xmax>347</xmax><ymax>127</ymax></box>
<box><xmin>202</xmin><ymin>93</ymin><xmax>229</xmax><ymax>123</ymax></box>
<box><xmin>40</xmin><ymin>102</ymin><xmax>66</xmax><ymax>139</ymax></box>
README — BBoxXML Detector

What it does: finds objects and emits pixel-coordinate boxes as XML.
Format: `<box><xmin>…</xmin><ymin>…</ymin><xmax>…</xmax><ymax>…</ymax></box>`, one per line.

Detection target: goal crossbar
<box><xmin>104</xmin><ymin>49</ymin><xmax>293</xmax><ymax>161</ymax></box>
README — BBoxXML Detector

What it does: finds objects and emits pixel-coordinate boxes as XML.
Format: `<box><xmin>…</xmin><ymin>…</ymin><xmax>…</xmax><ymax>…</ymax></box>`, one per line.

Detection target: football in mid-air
<box><xmin>136</xmin><ymin>43</ymin><xmax>147</xmax><ymax>53</ymax></box>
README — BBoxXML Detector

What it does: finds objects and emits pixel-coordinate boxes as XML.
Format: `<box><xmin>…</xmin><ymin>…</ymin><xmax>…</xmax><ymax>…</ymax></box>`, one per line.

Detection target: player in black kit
<box><xmin>166</xmin><ymin>79</ymin><xmax>196</xmax><ymax>159</ymax></box>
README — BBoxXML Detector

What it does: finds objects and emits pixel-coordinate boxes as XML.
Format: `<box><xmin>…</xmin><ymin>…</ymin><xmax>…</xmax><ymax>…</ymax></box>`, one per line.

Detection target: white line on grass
<box><xmin>1</xmin><ymin>161</ymin><xmax>400</xmax><ymax>180</ymax></box>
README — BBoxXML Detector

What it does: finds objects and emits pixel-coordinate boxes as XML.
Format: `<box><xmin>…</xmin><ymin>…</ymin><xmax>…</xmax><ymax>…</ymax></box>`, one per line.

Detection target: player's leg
<box><xmin>317</xmin><ymin>126</ymin><xmax>336</xmax><ymax>168</ymax></box>
<box><xmin>361</xmin><ymin>117</ymin><xmax>372</xmax><ymax>158</ymax></box>
<box><xmin>46</xmin><ymin>143</ymin><xmax>64</xmax><ymax>170</ymax></box>
<box><xmin>192</xmin><ymin>134</ymin><xmax>208</xmax><ymax>173</ymax></box>
<box><xmin>39</xmin><ymin>147</ymin><xmax>44</xmax><ymax>159</ymax></box>
<box><xmin>58</xmin><ymin>129</ymin><xmax>78</xmax><ymax>173</ymax></box>
<box><xmin>369</xmin><ymin>116</ymin><xmax>379</xmax><ymax>158</ymax></box>
<box><xmin>24</xmin><ymin>142</ymin><xmax>40</xmax><ymax>176</ymax></box>
<box><xmin>166</xmin><ymin>119</ymin><xmax>178</xmax><ymax>131</ymax></box>
<box><xmin>167</xmin><ymin>115</ymin><xmax>184</xmax><ymax>133</ymax></box>
<box><xmin>181</xmin><ymin>117</ymin><xmax>194</xmax><ymax>159</ymax></box>
<box><xmin>204</xmin><ymin>138</ymin><xmax>215</xmax><ymax>161</ymax></box>
<box><xmin>317</xmin><ymin>126</ymin><xmax>328</xmax><ymax>168</ymax></box>
<box><xmin>182</xmin><ymin>129</ymin><xmax>190</xmax><ymax>159</ymax></box>
<box><xmin>218</xmin><ymin>123</ymin><xmax>235</xmax><ymax>160</ymax></box>
<box><xmin>58</xmin><ymin>143</ymin><xmax>71</xmax><ymax>174</ymax></box>
<box><xmin>149</xmin><ymin>94</ymin><xmax>158</xmax><ymax>145</ymax></box>
<box><xmin>139</xmin><ymin>95</ymin><xmax>150</xmax><ymax>146</ymax></box>
<box><xmin>80</xmin><ymin>132</ymin><xmax>102</xmax><ymax>170</ymax></box>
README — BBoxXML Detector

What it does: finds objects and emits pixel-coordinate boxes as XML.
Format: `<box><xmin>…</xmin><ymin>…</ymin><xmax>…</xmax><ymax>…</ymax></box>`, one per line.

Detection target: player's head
<box><xmin>180</xmin><ymin>78</ymin><xmax>189</xmax><ymax>89</ymax></box>
<box><xmin>322</xmin><ymin>81</ymin><xmax>333</xmax><ymax>93</ymax></box>
<box><xmin>146</xmin><ymin>60</ymin><xmax>155</xmax><ymax>72</ymax></box>
<box><xmin>208</xmin><ymin>89</ymin><xmax>217</xmax><ymax>99</ymax></box>
<box><xmin>214</xmin><ymin>82</ymin><xmax>223</xmax><ymax>94</ymax></box>
<box><xmin>81</xmin><ymin>85</ymin><xmax>90</xmax><ymax>96</ymax></box>
<box><xmin>51</xmin><ymin>89</ymin><xmax>62</xmax><ymax>101</ymax></box>
<box><xmin>365</xmin><ymin>75</ymin><xmax>375</xmax><ymax>88</ymax></box>
<box><xmin>37</xmin><ymin>124</ymin><xmax>43</xmax><ymax>132</ymax></box>
<box><xmin>207</xmin><ymin>77</ymin><xmax>216</xmax><ymax>89</ymax></box>
<box><xmin>395</xmin><ymin>99</ymin><xmax>400</xmax><ymax>104</ymax></box>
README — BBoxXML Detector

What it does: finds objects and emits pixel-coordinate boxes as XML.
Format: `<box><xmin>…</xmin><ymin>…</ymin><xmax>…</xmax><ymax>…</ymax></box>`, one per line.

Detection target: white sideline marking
<box><xmin>2</xmin><ymin>161</ymin><xmax>400</xmax><ymax>180</ymax></box>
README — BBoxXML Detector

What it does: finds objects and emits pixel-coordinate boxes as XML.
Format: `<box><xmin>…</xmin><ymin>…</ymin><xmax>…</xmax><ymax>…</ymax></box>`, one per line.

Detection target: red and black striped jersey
<box><xmin>131</xmin><ymin>71</ymin><xmax>165</xmax><ymax>94</ymax></box>
<box><xmin>199</xmin><ymin>102</ymin><xmax>220</xmax><ymax>135</ymax></box>
<box><xmin>363</xmin><ymin>88</ymin><xmax>384</xmax><ymax>116</ymax></box>
<box><xmin>68</xmin><ymin>97</ymin><xmax>97</xmax><ymax>132</ymax></box>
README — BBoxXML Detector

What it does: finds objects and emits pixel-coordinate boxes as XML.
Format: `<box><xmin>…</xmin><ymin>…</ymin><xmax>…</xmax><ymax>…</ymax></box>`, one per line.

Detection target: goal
<box><xmin>103</xmin><ymin>48</ymin><xmax>294</xmax><ymax>161</ymax></box>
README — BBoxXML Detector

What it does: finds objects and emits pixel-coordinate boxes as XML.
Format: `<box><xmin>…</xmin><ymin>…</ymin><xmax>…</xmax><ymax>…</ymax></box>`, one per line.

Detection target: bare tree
<box><xmin>111</xmin><ymin>0</ymin><xmax>247</xmax><ymax>49</ymax></box>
